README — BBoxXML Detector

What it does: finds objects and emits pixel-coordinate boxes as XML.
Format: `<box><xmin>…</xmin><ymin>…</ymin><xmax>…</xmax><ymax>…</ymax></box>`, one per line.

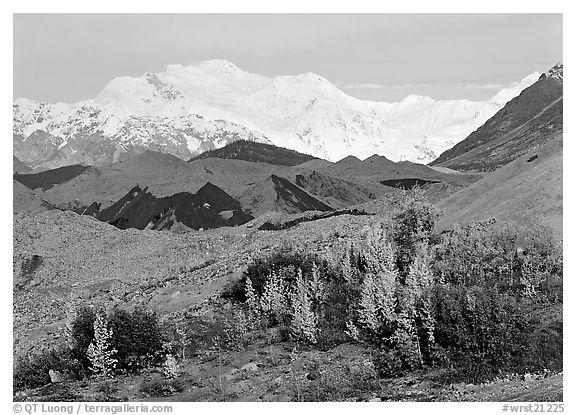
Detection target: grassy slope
<box><xmin>436</xmin><ymin>134</ymin><xmax>562</xmax><ymax>238</ymax></box>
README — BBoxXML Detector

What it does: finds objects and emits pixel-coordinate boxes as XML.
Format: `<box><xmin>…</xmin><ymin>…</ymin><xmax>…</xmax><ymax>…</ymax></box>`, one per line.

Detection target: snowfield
<box><xmin>13</xmin><ymin>59</ymin><xmax>540</xmax><ymax>165</ymax></box>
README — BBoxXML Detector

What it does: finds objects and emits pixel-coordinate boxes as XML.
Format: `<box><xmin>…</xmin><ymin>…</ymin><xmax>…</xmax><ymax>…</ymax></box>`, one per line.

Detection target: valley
<box><xmin>12</xmin><ymin>61</ymin><xmax>563</xmax><ymax>403</ymax></box>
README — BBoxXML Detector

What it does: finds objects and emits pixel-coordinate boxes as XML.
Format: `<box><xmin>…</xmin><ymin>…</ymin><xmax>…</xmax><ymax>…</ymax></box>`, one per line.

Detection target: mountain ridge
<box><xmin>431</xmin><ymin>64</ymin><xmax>563</xmax><ymax>172</ymax></box>
<box><xmin>14</xmin><ymin>59</ymin><xmax>541</xmax><ymax>168</ymax></box>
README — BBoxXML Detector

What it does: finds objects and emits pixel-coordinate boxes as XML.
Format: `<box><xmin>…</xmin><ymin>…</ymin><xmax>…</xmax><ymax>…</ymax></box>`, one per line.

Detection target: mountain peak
<box><xmin>432</xmin><ymin>63</ymin><xmax>563</xmax><ymax>171</ymax></box>
<box><xmin>539</xmin><ymin>63</ymin><xmax>563</xmax><ymax>82</ymax></box>
<box><xmin>335</xmin><ymin>155</ymin><xmax>362</xmax><ymax>165</ymax></box>
<box><xmin>400</xmin><ymin>95</ymin><xmax>435</xmax><ymax>106</ymax></box>
<box><xmin>14</xmin><ymin>60</ymin><xmax>546</xmax><ymax>167</ymax></box>
<box><xmin>364</xmin><ymin>154</ymin><xmax>393</xmax><ymax>163</ymax></box>
<box><xmin>547</xmin><ymin>63</ymin><xmax>563</xmax><ymax>81</ymax></box>
<box><xmin>164</xmin><ymin>59</ymin><xmax>248</xmax><ymax>78</ymax></box>
<box><xmin>198</xmin><ymin>59</ymin><xmax>242</xmax><ymax>72</ymax></box>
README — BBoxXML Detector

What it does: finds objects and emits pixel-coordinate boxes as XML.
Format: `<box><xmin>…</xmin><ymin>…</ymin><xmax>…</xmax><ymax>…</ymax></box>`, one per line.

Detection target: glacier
<box><xmin>13</xmin><ymin>59</ymin><xmax>540</xmax><ymax>167</ymax></box>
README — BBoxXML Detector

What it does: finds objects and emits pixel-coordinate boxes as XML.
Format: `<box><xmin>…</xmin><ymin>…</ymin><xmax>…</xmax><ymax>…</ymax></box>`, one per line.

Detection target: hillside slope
<box><xmin>13</xmin><ymin>181</ymin><xmax>54</xmax><ymax>215</ymax></box>
<box><xmin>431</xmin><ymin>64</ymin><xmax>563</xmax><ymax>172</ymax></box>
<box><xmin>436</xmin><ymin>135</ymin><xmax>562</xmax><ymax>238</ymax></box>
<box><xmin>13</xmin><ymin>156</ymin><xmax>31</xmax><ymax>174</ymax></box>
<box><xmin>14</xmin><ymin>164</ymin><xmax>90</xmax><ymax>191</ymax></box>
<box><xmin>238</xmin><ymin>174</ymin><xmax>333</xmax><ymax>216</ymax></box>
<box><xmin>317</xmin><ymin>154</ymin><xmax>480</xmax><ymax>187</ymax></box>
<box><xmin>32</xmin><ymin>143</ymin><xmax>478</xmax><ymax>216</ymax></box>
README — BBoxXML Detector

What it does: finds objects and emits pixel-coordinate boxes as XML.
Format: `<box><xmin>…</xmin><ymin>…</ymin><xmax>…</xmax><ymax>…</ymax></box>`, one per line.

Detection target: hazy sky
<box><xmin>13</xmin><ymin>14</ymin><xmax>562</xmax><ymax>103</ymax></box>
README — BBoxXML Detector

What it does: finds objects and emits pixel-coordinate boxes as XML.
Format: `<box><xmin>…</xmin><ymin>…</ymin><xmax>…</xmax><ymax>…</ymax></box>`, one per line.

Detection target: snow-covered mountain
<box><xmin>13</xmin><ymin>59</ymin><xmax>540</xmax><ymax>168</ymax></box>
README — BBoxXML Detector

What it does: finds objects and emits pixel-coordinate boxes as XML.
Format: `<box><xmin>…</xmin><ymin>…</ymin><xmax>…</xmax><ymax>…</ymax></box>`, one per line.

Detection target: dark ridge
<box><xmin>189</xmin><ymin>140</ymin><xmax>318</xmax><ymax>166</ymax></box>
<box><xmin>73</xmin><ymin>202</ymin><xmax>101</xmax><ymax>216</ymax></box>
<box><xmin>96</xmin><ymin>185</ymin><xmax>144</xmax><ymax>223</ymax></box>
<box><xmin>258</xmin><ymin>208</ymin><xmax>372</xmax><ymax>231</ymax></box>
<box><xmin>95</xmin><ymin>182</ymin><xmax>253</xmax><ymax>231</ymax></box>
<box><xmin>270</xmin><ymin>174</ymin><xmax>332</xmax><ymax>212</ymax></box>
<box><xmin>14</xmin><ymin>164</ymin><xmax>89</xmax><ymax>191</ymax></box>
<box><xmin>380</xmin><ymin>178</ymin><xmax>440</xmax><ymax>190</ymax></box>
<box><xmin>430</xmin><ymin>65</ymin><xmax>563</xmax><ymax>172</ymax></box>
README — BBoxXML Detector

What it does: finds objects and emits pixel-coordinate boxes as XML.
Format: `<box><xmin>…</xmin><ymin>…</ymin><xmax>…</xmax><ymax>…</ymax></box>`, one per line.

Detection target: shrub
<box><xmin>372</xmin><ymin>348</ymin><xmax>404</xmax><ymax>378</ymax></box>
<box><xmin>67</xmin><ymin>305</ymin><xmax>165</xmax><ymax>376</ymax></box>
<box><xmin>170</xmin><ymin>314</ymin><xmax>226</xmax><ymax>356</ymax></box>
<box><xmin>13</xmin><ymin>347</ymin><xmax>85</xmax><ymax>391</ymax></box>
<box><xmin>221</xmin><ymin>250</ymin><xmax>335</xmax><ymax>302</ymax></box>
<box><xmin>175</xmin><ymin>319</ymin><xmax>191</xmax><ymax>361</ymax></box>
<box><xmin>69</xmin><ymin>305</ymin><xmax>97</xmax><ymax>369</ymax></box>
<box><xmin>139</xmin><ymin>376</ymin><xmax>183</xmax><ymax>397</ymax></box>
<box><xmin>432</xmin><ymin>221</ymin><xmax>562</xmax><ymax>296</ymax></box>
<box><xmin>222</xmin><ymin>308</ymin><xmax>257</xmax><ymax>346</ymax></box>
<box><xmin>162</xmin><ymin>354</ymin><xmax>180</xmax><ymax>379</ymax></box>
<box><xmin>214</xmin><ymin>208</ymin><xmax>562</xmax><ymax>383</ymax></box>
<box><xmin>107</xmin><ymin>307</ymin><xmax>164</xmax><ymax>372</ymax></box>
<box><xmin>426</xmin><ymin>220</ymin><xmax>562</xmax><ymax>380</ymax></box>
<box><xmin>526</xmin><ymin>308</ymin><xmax>563</xmax><ymax>371</ymax></box>
<box><xmin>431</xmin><ymin>284</ymin><xmax>534</xmax><ymax>381</ymax></box>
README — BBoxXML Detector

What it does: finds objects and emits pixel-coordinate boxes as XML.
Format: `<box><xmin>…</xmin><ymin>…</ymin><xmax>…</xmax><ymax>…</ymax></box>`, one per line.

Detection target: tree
<box><xmin>175</xmin><ymin>319</ymin><xmax>191</xmax><ymax>361</ymax></box>
<box><xmin>87</xmin><ymin>310</ymin><xmax>118</xmax><ymax>378</ymax></box>
<box><xmin>393</xmin><ymin>196</ymin><xmax>439</xmax><ymax>279</ymax></box>
<box><xmin>290</xmin><ymin>271</ymin><xmax>318</xmax><ymax>343</ymax></box>
<box><xmin>260</xmin><ymin>271</ymin><xmax>289</xmax><ymax>324</ymax></box>
<box><xmin>356</xmin><ymin>225</ymin><xmax>398</xmax><ymax>339</ymax></box>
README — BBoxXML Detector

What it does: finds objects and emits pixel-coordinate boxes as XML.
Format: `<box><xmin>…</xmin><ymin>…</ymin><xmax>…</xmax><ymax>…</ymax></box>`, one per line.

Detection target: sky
<box><xmin>13</xmin><ymin>13</ymin><xmax>563</xmax><ymax>103</ymax></box>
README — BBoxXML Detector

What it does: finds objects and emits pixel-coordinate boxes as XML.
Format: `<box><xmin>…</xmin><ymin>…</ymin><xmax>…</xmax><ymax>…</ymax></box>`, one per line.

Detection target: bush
<box><xmin>67</xmin><ymin>305</ymin><xmax>165</xmax><ymax>376</ymax></box>
<box><xmin>13</xmin><ymin>347</ymin><xmax>85</xmax><ymax>391</ymax></box>
<box><xmin>139</xmin><ymin>376</ymin><xmax>183</xmax><ymax>397</ymax></box>
<box><xmin>527</xmin><ymin>311</ymin><xmax>563</xmax><ymax>372</ymax></box>
<box><xmin>222</xmin><ymin>208</ymin><xmax>562</xmax><ymax>383</ymax></box>
<box><xmin>107</xmin><ymin>307</ymin><xmax>164</xmax><ymax>372</ymax></box>
<box><xmin>162</xmin><ymin>354</ymin><xmax>181</xmax><ymax>379</ymax></box>
<box><xmin>430</xmin><ymin>284</ymin><xmax>559</xmax><ymax>381</ymax></box>
<box><xmin>221</xmin><ymin>250</ymin><xmax>335</xmax><ymax>302</ymax></box>
<box><xmin>432</xmin><ymin>221</ymin><xmax>563</xmax><ymax>296</ymax></box>
<box><xmin>317</xmin><ymin>282</ymin><xmax>360</xmax><ymax>348</ymax></box>
<box><xmin>372</xmin><ymin>348</ymin><xmax>404</xmax><ymax>378</ymax></box>
<box><xmin>69</xmin><ymin>305</ymin><xmax>96</xmax><ymax>369</ymax></box>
